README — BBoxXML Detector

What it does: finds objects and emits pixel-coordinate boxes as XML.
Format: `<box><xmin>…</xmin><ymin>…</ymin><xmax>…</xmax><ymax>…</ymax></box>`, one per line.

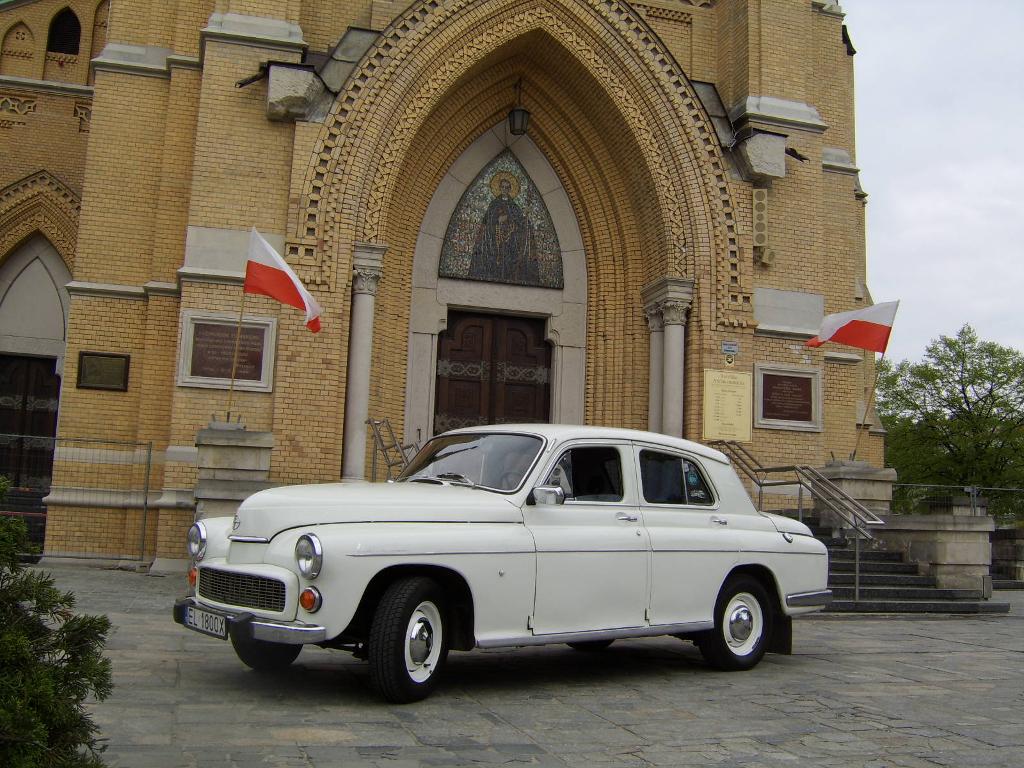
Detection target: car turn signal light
<box><xmin>299</xmin><ymin>587</ymin><xmax>322</xmax><ymax>613</ymax></box>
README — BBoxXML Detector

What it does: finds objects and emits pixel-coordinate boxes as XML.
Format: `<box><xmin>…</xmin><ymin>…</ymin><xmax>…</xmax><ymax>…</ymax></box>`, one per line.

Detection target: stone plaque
<box><xmin>77</xmin><ymin>352</ymin><xmax>129</xmax><ymax>391</ymax></box>
<box><xmin>190</xmin><ymin>323</ymin><xmax>265</xmax><ymax>381</ymax></box>
<box><xmin>703</xmin><ymin>369</ymin><xmax>752</xmax><ymax>442</ymax></box>
<box><xmin>761</xmin><ymin>373</ymin><xmax>813</xmax><ymax>422</ymax></box>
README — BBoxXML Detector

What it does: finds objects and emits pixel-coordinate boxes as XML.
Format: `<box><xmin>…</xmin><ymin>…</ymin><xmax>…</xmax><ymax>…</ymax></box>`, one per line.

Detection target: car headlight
<box><xmin>187</xmin><ymin>521</ymin><xmax>207</xmax><ymax>561</ymax></box>
<box><xmin>295</xmin><ymin>534</ymin><xmax>322</xmax><ymax>579</ymax></box>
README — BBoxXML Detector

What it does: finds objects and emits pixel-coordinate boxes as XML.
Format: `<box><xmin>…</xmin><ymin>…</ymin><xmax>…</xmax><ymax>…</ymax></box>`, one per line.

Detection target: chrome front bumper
<box><xmin>786</xmin><ymin>590</ymin><xmax>833</xmax><ymax>608</ymax></box>
<box><xmin>173</xmin><ymin>597</ymin><xmax>328</xmax><ymax>644</ymax></box>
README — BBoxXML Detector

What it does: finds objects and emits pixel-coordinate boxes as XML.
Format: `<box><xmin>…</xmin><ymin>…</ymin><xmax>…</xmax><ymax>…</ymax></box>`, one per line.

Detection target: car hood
<box><xmin>233</xmin><ymin>481</ymin><xmax>524</xmax><ymax>539</ymax></box>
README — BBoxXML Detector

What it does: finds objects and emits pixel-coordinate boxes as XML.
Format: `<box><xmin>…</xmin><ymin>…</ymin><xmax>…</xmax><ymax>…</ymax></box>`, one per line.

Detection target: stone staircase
<box><xmin>803</xmin><ymin>514</ymin><xmax>1011</xmax><ymax>614</ymax></box>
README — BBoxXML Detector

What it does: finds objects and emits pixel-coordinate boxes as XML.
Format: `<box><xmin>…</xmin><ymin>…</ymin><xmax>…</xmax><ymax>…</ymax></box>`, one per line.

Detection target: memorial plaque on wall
<box><xmin>77</xmin><ymin>352</ymin><xmax>130</xmax><ymax>391</ymax></box>
<box><xmin>190</xmin><ymin>323</ymin><xmax>265</xmax><ymax>381</ymax></box>
<box><xmin>761</xmin><ymin>373</ymin><xmax>813</xmax><ymax>422</ymax></box>
<box><xmin>703</xmin><ymin>369</ymin><xmax>752</xmax><ymax>442</ymax></box>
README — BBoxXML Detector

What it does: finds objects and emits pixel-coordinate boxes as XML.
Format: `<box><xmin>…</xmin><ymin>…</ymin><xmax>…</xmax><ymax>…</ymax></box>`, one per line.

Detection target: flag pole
<box><xmin>850</xmin><ymin>350</ymin><xmax>885</xmax><ymax>461</ymax></box>
<box><xmin>224</xmin><ymin>283</ymin><xmax>247</xmax><ymax>422</ymax></box>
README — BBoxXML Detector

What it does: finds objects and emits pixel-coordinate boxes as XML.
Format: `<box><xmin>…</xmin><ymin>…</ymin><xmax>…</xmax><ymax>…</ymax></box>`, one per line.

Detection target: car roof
<box><xmin>444</xmin><ymin>424</ymin><xmax>730</xmax><ymax>465</ymax></box>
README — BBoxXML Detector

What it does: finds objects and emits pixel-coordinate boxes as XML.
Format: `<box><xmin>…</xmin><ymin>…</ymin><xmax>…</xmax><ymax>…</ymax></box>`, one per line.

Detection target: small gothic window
<box><xmin>47</xmin><ymin>9</ymin><xmax>81</xmax><ymax>55</ymax></box>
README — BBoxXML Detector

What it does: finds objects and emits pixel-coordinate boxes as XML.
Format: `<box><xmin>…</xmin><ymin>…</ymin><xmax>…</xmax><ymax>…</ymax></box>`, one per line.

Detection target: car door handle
<box><xmin>711</xmin><ymin>516</ymin><xmax>728</xmax><ymax>526</ymax></box>
<box><xmin>616</xmin><ymin>512</ymin><xmax>639</xmax><ymax>522</ymax></box>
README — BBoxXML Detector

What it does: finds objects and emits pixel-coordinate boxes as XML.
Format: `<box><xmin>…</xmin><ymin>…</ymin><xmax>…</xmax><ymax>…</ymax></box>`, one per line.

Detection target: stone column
<box><xmin>660</xmin><ymin>300</ymin><xmax>690</xmax><ymax>438</ymax></box>
<box><xmin>644</xmin><ymin>307</ymin><xmax>664</xmax><ymax>432</ymax></box>
<box><xmin>641</xmin><ymin>278</ymin><xmax>694</xmax><ymax>438</ymax></box>
<box><xmin>341</xmin><ymin>243</ymin><xmax>386</xmax><ymax>481</ymax></box>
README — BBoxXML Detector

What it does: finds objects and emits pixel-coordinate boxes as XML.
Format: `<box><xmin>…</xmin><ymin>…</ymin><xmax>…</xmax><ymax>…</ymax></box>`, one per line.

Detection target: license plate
<box><xmin>185</xmin><ymin>605</ymin><xmax>228</xmax><ymax>639</ymax></box>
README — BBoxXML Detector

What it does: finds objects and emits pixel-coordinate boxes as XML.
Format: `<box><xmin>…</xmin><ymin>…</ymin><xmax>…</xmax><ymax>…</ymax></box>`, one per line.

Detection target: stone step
<box><xmin>829</xmin><ymin>586</ymin><xmax>984</xmax><ymax>600</ymax></box>
<box><xmin>992</xmin><ymin>579</ymin><xmax>1024</xmax><ymax>590</ymax></box>
<box><xmin>827</xmin><ymin>599</ymin><xmax>1011</xmax><ymax>614</ymax></box>
<box><xmin>828</xmin><ymin>573</ymin><xmax>936</xmax><ymax>587</ymax></box>
<box><xmin>830</xmin><ymin>560</ymin><xmax>920</xmax><ymax>575</ymax></box>
<box><xmin>827</xmin><ymin>549</ymin><xmax>906</xmax><ymax>563</ymax></box>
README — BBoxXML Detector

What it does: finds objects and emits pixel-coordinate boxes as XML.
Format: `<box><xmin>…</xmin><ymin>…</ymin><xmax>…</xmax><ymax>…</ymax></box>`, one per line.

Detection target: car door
<box><xmin>523</xmin><ymin>441</ymin><xmax>650</xmax><ymax>634</ymax></box>
<box><xmin>635</xmin><ymin>444</ymin><xmax>748</xmax><ymax>626</ymax></box>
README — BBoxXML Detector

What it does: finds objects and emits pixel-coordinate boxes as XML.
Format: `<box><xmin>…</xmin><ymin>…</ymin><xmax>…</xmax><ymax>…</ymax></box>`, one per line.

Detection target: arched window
<box><xmin>46</xmin><ymin>9</ymin><xmax>80</xmax><ymax>55</ymax></box>
<box><xmin>0</xmin><ymin>23</ymin><xmax>36</xmax><ymax>78</ymax></box>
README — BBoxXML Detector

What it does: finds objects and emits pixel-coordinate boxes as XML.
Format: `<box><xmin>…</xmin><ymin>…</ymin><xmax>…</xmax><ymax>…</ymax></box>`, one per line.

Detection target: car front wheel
<box><xmin>696</xmin><ymin>576</ymin><xmax>773</xmax><ymax>671</ymax></box>
<box><xmin>230</xmin><ymin>633</ymin><xmax>302</xmax><ymax>671</ymax></box>
<box><xmin>368</xmin><ymin>576</ymin><xmax>449</xmax><ymax>703</ymax></box>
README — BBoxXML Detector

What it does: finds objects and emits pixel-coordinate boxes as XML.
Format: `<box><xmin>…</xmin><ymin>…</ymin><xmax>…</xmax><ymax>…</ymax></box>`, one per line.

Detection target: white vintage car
<box><xmin>173</xmin><ymin>425</ymin><xmax>830</xmax><ymax>702</ymax></box>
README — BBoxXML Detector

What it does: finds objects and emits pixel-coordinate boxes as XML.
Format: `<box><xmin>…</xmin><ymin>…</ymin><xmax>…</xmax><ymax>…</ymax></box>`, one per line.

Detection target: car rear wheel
<box><xmin>696</xmin><ymin>575</ymin><xmax>773</xmax><ymax>671</ymax></box>
<box><xmin>230</xmin><ymin>634</ymin><xmax>302</xmax><ymax>671</ymax></box>
<box><xmin>369</xmin><ymin>576</ymin><xmax>449</xmax><ymax>703</ymax></box>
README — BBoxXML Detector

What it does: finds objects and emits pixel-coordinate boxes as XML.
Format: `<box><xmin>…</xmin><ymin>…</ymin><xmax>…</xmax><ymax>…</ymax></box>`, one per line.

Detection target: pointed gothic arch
<box><xmin>289</xmin><ymin>0</ymin><xmax>748</xmax><ymax>330</ymax></box>
<box><xmin>0</xmin><ymin>171</ymin><xmax>80</xmax><ymax>273</ymax></box>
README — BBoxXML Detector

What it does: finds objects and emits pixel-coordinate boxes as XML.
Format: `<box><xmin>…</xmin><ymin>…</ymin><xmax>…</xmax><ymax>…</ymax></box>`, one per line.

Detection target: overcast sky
<box><xmin>845</xmin><ymin>0</ymin><xmax>1024</xmax><ymax>362</ymax></box>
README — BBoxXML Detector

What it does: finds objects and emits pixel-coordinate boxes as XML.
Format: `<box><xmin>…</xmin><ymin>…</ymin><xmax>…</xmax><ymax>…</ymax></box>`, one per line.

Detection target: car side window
<box><xmin>545</xmin><ymin>446</ymin><xmax>624</xmax><ymax>502</ymax></box>
<box><xmin>639</xmin><ymin>450</ymin><xmax>714</xmax><ymax>506</ymax></box>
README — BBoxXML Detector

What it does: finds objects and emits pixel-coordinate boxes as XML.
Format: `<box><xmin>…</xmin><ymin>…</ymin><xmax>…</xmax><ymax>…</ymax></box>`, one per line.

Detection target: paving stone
<box><xmin>27</xmin><ymin>564</ymin><xmax>1024</xmax><ymax>768</ymax></box>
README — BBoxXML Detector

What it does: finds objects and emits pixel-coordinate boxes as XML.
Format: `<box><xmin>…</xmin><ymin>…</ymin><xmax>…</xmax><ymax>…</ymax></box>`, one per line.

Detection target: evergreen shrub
<box><xmin>0</xmin><ymin>484</ymin><xmax>113</xmax><ymax>768</ymax></box>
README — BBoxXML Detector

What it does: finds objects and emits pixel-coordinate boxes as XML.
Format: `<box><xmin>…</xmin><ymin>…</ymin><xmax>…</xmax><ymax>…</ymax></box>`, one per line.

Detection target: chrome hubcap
<box><xmin>404</xmin><ymin>601</ymin><xmax>443</xmax><ymax>683</ymax></box>
<box><xmin>408</xmin><ymin>618</ymin><xmax>433</xmax><ymax>665</ymax></box>
<box><xmin>728</xmin><ymin>606</ymin><xmax>753</xmax><ymax>643</ymax></box>
<box><xmin>722</xmin><ymin>592</ymin><xmax>763</xmax><ymax>656</ymax></box>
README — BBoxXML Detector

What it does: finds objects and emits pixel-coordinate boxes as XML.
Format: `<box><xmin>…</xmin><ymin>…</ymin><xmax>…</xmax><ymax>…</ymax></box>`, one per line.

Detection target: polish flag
<box><xmin>244</xmin><ymin>228</ymin><xmax>322</xmax><ymax>333</ymax></box>
<box><xmin>805</xmin><ymin>301</ymin><xmax>899</xmax><ymax>353</ymax></box>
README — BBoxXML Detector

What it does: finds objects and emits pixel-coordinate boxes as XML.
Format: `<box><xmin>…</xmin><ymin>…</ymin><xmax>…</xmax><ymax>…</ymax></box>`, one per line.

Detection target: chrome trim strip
<box><xmin>476</xmin><ymin>620</ymin><xmax>714</xmax><ymax>649</ymax></box>
<box><xmin>786</xmin><ymin>590</ymin><xmax>832</xmax><ymax>608</ymax></box>
<box><xmin>251</xmin><ymin>618</ymin><xmax>327</xmax><ymax>644</ymax></box>
<box><xmin>229</xmin><ymin>535</ymin><xmax>270</xmax><ymax>543</ymax></box>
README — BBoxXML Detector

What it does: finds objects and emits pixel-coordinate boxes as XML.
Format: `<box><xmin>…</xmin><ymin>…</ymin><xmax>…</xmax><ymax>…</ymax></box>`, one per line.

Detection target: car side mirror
<box><xmin>529</xmin><ymin>485</ymin><xmax>565</xmax><ymax>506</ymax></box>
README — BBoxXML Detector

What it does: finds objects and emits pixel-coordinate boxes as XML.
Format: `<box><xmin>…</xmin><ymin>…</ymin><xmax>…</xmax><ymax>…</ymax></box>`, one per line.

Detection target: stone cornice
<box><xmin>143</xmin><ymin>281</ymin><xmax>181</xmax><ymax>297</ymax></box>
<box><xmin>822</xmin><ymin>146</ymin><xmax>860</xmax><ymax>175</ymax></box>
<box><xmin>177</xmin><ymin>266</ymin><xmax>244</xmax><ymax>285</ymax></box>
<box><xmin>812</xmin><ymin>1</ymin><xmax>845</xmax><ymax>19</ymax></box>
<box><xmin>92</xmin><ymin>43</ymin><xmax>176</xmax><ymax>79</ymax></box>
<box><xmin>201</xmin><ymin>13</ymin><xmax>306</xmax><ymax>58</ymax></box>
<box><xmin>66</xmin><ymin>281</ymin><xmax>146</xmax><ymax>300</ymax></box>
<box><xmin>0</xmin><ymin>75</ymin><xmax>93</xmax><ymax>98</ymax></box>
<box><xmin>729</xmin><ymin>96</ymin><xmax>828</xmax><ymax>134</ymax></box>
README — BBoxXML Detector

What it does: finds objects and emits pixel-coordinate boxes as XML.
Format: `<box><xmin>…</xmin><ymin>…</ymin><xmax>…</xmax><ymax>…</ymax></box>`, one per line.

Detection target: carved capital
<box><xmin>352</xmin><ymin>266</ymin><xmax>381</xmax><ymax>296</ymax></box>
<box><xmin>645</xmin><ymin>307</ymin><xmax>664</xmax><ymax>333</ymax></box>
<box><xmin>660</xmin><ymin>299</ymin><xmax>691</xmax><ymax>326</ymax></box>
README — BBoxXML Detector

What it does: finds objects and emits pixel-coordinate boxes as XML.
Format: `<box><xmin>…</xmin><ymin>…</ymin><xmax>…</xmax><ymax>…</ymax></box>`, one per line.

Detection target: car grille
<box><xmin>198</xmin><ymin>568</ymin><xmax>286</xmax><ymax>612</ymax></box>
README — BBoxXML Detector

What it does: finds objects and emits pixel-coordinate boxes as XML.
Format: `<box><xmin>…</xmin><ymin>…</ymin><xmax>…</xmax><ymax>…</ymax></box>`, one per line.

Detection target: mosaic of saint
<box><xmin>439</xmin><ymin>151</ymin><xmax>563</xmax><ymax>289</ymax></box>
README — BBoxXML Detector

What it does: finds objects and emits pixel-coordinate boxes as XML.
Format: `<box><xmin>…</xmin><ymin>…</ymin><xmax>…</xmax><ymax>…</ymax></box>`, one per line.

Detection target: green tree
<box><xmin>877</xmin><ymin>325</ymin><xmax>1024</xmax><ymax>519</ymax></box>
<box><xmin>0</xmin><ymin>489</ymin><xmax>113</xmax><ymax>768</ymax></box>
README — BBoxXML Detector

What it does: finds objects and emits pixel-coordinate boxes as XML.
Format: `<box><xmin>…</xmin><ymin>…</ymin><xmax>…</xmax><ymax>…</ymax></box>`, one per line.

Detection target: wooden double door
<box><xmin>434</xmin><ymin>312</ymin><xmax>551</xmax><ymax>433</ymax></box>
<box><xmin>0</xmin><ymin>354</ymin><xmax>60</xmax><ymax>489</ymax></box>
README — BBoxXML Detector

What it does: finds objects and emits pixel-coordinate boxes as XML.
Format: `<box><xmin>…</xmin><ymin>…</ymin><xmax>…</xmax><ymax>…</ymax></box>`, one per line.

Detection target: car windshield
<box><xmin>398</xmin><ymin>433</ymin><xmax>544</xmax><ymax>492</ymax></box>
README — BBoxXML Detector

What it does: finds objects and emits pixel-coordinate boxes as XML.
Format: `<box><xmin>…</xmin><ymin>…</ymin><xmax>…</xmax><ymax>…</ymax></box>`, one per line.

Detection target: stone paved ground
<box><xmin>42</xmin><ymin>563</ymin><xmax>1024</xmax><ymax>768</ymax></box>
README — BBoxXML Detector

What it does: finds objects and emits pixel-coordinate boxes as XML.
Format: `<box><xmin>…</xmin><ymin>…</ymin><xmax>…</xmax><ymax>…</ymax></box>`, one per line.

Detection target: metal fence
<box><xmin>0</xmin><ymin>433</ymin><xmax>154</xmax><ymax>559</ymax></box>
<box><xmin>892</xmin><ymin>482</ymin><xmax>1024</xmax><ymax>523</ymax></box>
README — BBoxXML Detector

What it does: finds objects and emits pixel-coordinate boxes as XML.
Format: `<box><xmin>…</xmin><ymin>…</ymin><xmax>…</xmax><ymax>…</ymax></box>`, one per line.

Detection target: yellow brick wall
<box><xmin>2</xmin><ymin>0</ymin><xmax>884</xmax><ymax>559</ymax></box>
<box><xmin>0</xmin><ymin>88</ymin><xmax>90</xmax><ymax>197</ymax></box>
<box><xmin>73</xmin><ymin>69</ymin><xmax>170</xmax><ymax>285</ymax></box>
<box><xmin>186</xmin><ymin>41</ymin><xmax>299</xmax><ymax>232</ymax></box>
<box><xmin>0</xmin><ymin>0</ymin><xmax>105</xmax><ymax>85</ymax></box>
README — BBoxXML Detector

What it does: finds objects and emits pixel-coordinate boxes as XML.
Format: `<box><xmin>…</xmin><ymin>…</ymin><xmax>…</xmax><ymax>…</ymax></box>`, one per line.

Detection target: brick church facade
<box><xmin>0</xmin><ymin>0</ymin><xmax>879</xmax><ymax>563</ymax></box>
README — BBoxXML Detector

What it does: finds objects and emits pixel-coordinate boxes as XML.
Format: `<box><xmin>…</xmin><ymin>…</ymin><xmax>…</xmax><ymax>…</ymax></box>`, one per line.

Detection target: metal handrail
<box><xmin>367</xmin><ymin>418</ymin><xmax>418</xmax><ymax>482</ymax></box>
<box><xmin>710</xmin><ymin>440</ymin><xmax>886</xmax><ymax>602</ymax></box>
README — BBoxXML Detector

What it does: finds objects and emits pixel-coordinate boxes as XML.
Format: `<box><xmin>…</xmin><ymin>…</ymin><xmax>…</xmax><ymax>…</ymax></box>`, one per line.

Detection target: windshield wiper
<box><xmin>407</xmin><ymin>475</ymin><xmax>443</xmax><ymax>484</ymax></box>
<box><xmin>435</xmin><ymin>472</ymin><xmax>476</xmax><ymax>487</ymax></box>
<box><xmin>406</xmin><ymin>473</ymin><xmax>477</xmax><ymax>487</ymax></box>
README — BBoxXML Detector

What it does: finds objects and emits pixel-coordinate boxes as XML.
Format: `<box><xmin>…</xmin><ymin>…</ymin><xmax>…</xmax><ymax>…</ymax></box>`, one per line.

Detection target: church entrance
<box><xmin>433</xmin><ymin>311</ymin><xmax>551</xmax><ymax>433</ymax></box>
